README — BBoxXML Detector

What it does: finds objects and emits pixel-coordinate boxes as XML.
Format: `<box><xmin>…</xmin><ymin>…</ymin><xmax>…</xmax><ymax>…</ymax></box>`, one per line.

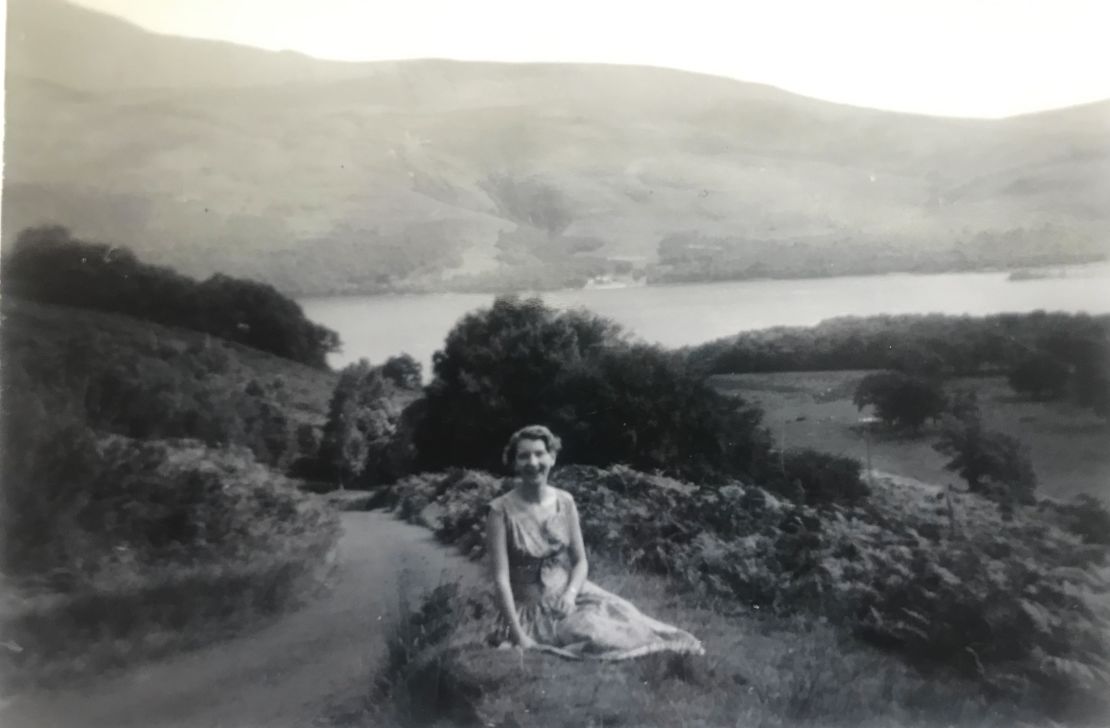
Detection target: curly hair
<box><xmin>501</xmin><ymin>425</ymin><xmax>562</xmax><ymax>470</ymax></box>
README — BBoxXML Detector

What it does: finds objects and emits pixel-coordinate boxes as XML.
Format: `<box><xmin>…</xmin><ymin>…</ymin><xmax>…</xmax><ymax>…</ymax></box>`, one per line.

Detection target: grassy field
<box><xmin>710</xmin><ymin>371</ymin><xmax>1110</xmax><ymax>502</ymax></box>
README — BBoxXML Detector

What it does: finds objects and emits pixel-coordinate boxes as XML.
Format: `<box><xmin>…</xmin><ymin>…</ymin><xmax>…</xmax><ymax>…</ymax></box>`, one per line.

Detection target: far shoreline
<box><xmin>296</xmin><ymin>256</ymin><xmax>1110</xmax><ymax>305</ymax></box>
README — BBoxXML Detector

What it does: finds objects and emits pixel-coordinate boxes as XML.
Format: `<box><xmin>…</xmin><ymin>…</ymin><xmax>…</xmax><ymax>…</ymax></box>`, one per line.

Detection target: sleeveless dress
<box><xmin>489</xmin><ymin>487</ymin><xmax>705</xmax><ymax>660</ymax></box>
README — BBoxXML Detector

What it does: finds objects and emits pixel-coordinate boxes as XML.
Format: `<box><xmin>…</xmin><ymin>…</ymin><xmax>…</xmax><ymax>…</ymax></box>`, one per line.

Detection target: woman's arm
<box><xmin>487</xmin><ymin>506</ymin><xmax>532</xmax><ymax>647</ymax></box>
<box><xmin>561</xmin><ymin>495</ymin><xmax>589</xmax><ymax>608</ymax></box>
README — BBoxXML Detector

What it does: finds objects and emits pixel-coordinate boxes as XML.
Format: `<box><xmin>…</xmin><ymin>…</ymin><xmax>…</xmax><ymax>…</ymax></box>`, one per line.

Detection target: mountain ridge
<box><xmin>4</xmin><ymin>0</ymin><xmax>1108</xmax><ymax>295</ymax></box>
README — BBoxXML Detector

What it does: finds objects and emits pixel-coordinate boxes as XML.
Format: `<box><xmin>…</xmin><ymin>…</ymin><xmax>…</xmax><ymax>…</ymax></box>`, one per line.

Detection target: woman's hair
<box><xmin>502</xmin><ymin>425</ymin><xmax>562</xmax><ymax>469</ymax></box>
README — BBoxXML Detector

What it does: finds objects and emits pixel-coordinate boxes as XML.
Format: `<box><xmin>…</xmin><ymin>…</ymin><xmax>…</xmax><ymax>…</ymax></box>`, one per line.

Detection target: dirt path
<box><xmin>1</xmin><ymin>511</ymin><xmax>481</xmax><ymax>728</ymax></box>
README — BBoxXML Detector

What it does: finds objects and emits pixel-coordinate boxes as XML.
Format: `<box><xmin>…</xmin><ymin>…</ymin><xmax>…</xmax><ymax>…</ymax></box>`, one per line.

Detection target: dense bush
<box><xmin>853</xmin><ymin>371</ymin><xmax>947</xmax><ymax>431</ymax></box>
<box><xmin>1</xmin><ymin>226</ymin><xmax>340</xmax><ymax>367</ymax></box>
<box><xmin>383</xmin><ymin>465</ymin><xmax>1110</xmax><ymax>715</ymax></box>
<box><xmin>762</xmin><ymin>448</ymin><xmax>868</xmax><ymax>507</ymax></box>
<box><xmin>688</xmin><ymin>311</ymin><xmax>1110</xmax><ymax>378</ymax></box>
<box><xmin>1</xmin><ymin>383</ymin><xmax>339</xmax><ymax>583</ymax></box>
<box><xmin>413</xmin><ymin>296</ymin><xmax>772</xmax><ymax>483</ymax></box>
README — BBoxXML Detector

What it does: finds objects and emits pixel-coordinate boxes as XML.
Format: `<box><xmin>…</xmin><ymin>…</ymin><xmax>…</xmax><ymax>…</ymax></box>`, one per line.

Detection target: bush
<box><xmin>382</xmin><ymin>464</ymin><xmax>1110</xmax><ymax>714</ymax></box>
<box><xmin>761</xmin><ymin>448</ymin><xmax>868</xmax><ymax>507</ymax></box>
<box><xmin>370</xmin><ymin>582</ymin><xmax>485</xmax><ymax>727</ymax></box>
<box><xmin>413</xmin><ymin>296</ymin><xmax>771</xmax><ymax>482</ymax></box>
<box><xmin>853</xmin><ymin>371</ymin><xmax>946</xmax><ymax>431</ymax></box>
<box><xmin>1</xmin><ymin>396</ymin><xmax>339</xmax><ymax>583</ymax></box>
<box><xmin>1039</xmin><ymin>495</ymin><xmax>1110</xmax><ymax>546</ymax></box>
<box><xmin>0</xmin><ymin>391</ymin><xmax>341</xmax><ymax>682</ymax></box>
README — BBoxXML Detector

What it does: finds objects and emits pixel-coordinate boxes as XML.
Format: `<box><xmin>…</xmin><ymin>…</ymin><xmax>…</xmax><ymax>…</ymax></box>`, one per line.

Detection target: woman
<box><xmin>486</xmin><ymin>424</ymin><xmax>705</xmax><ymax>660</ymax></box>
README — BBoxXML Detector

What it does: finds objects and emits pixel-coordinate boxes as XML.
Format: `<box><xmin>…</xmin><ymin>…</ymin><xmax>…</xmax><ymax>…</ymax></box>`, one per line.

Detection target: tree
<box><xmin>933</xmin><ymin>396</ymin><xmax>1036</xmax><ymax>506</ymax></box>
<box><xmin>413</xmin><ymin>296</ymin><xmax>589</xmax><ymax>472</ymax></box>
<box><xmin>853</xmin><ymin>371</ymin><xmax>946</xmax><ymax>431</ymax></box>
<box><xmin>1069</xmin><ymin>339</ymin><xmax>1110</xmax><ymax>420</ymax></box>
<box><xmin>885</xmin><ymin>343</ymin><xmax>948</xmax><ymax>379</ymax></box>
<box><xmin>412</xmin><ymin>296</ymin><xmax>771</xmax><ymax>482</ymax></box>
<box><xmin>318</xmin><ymin>361</ymin><xmax>400</xmax><ymax>487</ymax></box>
<box><xmin>381</xmin><ymin>354</ymin><xmax>423</xmax><ymax>390</ymax></box>
<box><xmin>2</xmin><ymin>226</ymin><xmax>341</xmax><ymax>368</ymax></box>
<box><xmin>1007</xmin><ymin>351</ymin><xmax>1070</xmax><ymax>400</ymax></box>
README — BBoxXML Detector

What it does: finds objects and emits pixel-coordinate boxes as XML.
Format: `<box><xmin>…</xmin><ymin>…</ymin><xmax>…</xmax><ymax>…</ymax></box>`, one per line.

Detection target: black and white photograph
<box><xmin>1</xmin><ymin>1</ymin><xmax>1108</xmax><ymax>726</ymax></box>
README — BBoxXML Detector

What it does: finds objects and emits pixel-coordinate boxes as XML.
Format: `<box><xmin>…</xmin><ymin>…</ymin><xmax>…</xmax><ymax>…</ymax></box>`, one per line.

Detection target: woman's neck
<box><xmin>514</xmin><ymin>479</ymin><xmax>550</xmax><ymax>504</ymax></box>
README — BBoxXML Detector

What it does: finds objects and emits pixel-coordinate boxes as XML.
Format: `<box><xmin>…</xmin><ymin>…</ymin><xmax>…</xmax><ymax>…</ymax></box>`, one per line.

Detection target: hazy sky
<box><xmin>58</xmin><ymin>0</ymin><xmax>1110</xmax><ymax>117</ymax></box>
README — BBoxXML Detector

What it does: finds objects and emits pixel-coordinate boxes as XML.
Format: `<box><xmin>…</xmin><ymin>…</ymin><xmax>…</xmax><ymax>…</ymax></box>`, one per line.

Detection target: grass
<box><xmin>710</xmin><ymin>371</ymin><xmax>1110</xmax><ymax>501</ymax></box>
<box><xmin>331</xmin><ymin>555</ymin><xmax>1041</xmax><ymax>728</ymax></box>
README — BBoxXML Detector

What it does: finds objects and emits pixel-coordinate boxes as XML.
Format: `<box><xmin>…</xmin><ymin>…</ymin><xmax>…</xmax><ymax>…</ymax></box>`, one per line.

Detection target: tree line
<box><xmin>1</xmin><ymin>226</ymin><xmax>341</xmax><ymax>368</ymax></box>
<box><xmin>688</xmin><ymin>311</ymin><xmax>1109</xmax><ymax>375</ymax></box>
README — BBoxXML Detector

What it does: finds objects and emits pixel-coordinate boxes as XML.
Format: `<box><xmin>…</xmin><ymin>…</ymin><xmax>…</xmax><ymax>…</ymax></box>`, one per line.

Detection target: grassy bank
<box><xmin>339</xmin><ymin>556</ymin><xmax>1034</xmax><ymax>728</ymax></box>
<box><xmin>709</xmin><ymin>371</ymin><xmax>1110</xmax><ymax>501</ymax></box>
<box><xmin>355</xmin><ymin>465</ymin><xmax>1110</xmax><ymax>726</ymax></box>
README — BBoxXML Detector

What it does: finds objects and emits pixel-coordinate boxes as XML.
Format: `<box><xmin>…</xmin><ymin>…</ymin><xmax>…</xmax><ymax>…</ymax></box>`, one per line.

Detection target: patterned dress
<box><xmin>489</xmin><ymin>487</ymin><xmax>705</xmax><ymax>660</ymax></box>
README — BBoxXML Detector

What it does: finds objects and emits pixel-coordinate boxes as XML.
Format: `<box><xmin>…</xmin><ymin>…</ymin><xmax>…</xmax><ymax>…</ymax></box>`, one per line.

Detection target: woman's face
<box><xmin>513</xmin><ymin>437</ymin><xmax>555</xmax><ymax>485</ymax></box>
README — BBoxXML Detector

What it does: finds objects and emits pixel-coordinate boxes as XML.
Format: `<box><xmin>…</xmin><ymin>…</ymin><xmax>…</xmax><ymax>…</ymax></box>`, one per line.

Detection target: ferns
<box><xmin>383</xmin><ymin>464</ymin><xmax>1110</xmax><ymax>713</ymax></box>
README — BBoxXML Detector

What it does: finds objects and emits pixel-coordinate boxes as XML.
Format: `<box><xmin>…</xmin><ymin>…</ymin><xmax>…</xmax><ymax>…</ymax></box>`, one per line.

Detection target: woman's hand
<box><xmin>556</xmin><ymin>587</ymin><xmax>578</xmax><ymax>617</ymax></box>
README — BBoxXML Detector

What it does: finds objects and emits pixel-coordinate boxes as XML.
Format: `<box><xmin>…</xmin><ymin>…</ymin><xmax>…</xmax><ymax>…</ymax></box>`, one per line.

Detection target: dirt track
<box><xmin>1</xmin><ymin>511</ymin><xmax>481</xmax><ymax>728</ymax></box>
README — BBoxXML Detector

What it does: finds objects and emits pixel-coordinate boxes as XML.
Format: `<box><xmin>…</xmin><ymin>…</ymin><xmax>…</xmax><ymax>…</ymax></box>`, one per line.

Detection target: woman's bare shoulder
<box><xmin>488</xmin><ymin>487</ymin><xmax>515</xmax><ymax>514</ymax></box>
<box><xmin>552</xmin><ymin>487</ymin><xmax>577</xmax><ymax>508</ymax></box>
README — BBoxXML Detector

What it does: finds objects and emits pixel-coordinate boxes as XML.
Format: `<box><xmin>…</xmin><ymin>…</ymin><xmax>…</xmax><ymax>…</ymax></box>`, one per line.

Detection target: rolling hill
<box><xmin>4</xmin><ymin>0</ymin><xmax>1108</xmax><ymax>295</ymax></box>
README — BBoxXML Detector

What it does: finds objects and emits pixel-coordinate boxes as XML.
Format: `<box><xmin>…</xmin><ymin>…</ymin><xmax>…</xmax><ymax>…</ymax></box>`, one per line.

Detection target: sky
<box><xmin>47</xmin><ymin>0</ymin><xmax>1110</xmax><ymax>118</ymax></box>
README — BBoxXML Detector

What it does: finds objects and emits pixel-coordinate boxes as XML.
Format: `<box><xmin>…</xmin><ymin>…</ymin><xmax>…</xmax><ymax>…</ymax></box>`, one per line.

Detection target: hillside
<box><xmin>0</xmin><ymin>296</ymin><xmax>338</xmax><ymax>466</ymax></box>
<box><xmin>4</xmin><ymin>0</ymin><xmax>1108</xmax><ymax>295</ymax></box>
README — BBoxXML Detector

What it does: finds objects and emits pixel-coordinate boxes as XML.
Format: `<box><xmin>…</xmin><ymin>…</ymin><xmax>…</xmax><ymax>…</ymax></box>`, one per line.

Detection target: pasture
<box><xmin>710</xmin><ymin>371</ymin><xmax>1110</xmax><ymax>501</ymax></box>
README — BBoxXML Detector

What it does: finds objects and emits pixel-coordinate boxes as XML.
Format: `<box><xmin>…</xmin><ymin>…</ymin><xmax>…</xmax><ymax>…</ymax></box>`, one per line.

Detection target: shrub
<box><xmin>0</xmin><ymin>381</ymin><xmax>341</xmax><ymax>681</ymax></box>
<box><xmin>761</xmin><ymin>448</ymin><xmax>868</xmax><ymax>507</ymax></box>
<box><xmin>382</xmin><ymin>464</ymin><xmax>1110</xmax><ymax>714</ymax></box>
<box><xmin>371</xmin><ymin>582</ymin><xmax>485</xmax><ymax>727</ymax></box>
<box><xmin>1039</xmin><ymin>495</ymin><xmax>1110</xmax><ymax>546</ymax></box>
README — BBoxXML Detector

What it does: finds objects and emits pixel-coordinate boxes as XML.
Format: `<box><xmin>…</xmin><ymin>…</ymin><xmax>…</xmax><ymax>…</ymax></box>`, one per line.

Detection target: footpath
<box><xmin>1</xmin><ymin>511</ymin><xmax>479</xmax><ymax>728</ymax></box>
